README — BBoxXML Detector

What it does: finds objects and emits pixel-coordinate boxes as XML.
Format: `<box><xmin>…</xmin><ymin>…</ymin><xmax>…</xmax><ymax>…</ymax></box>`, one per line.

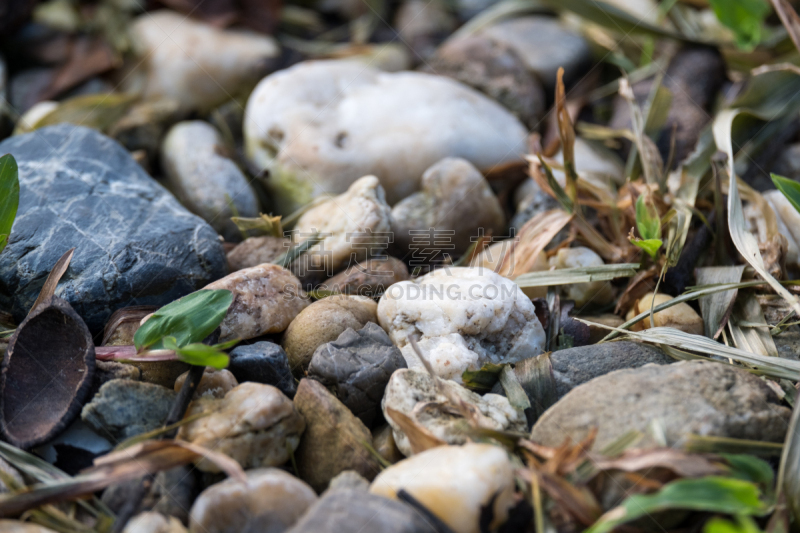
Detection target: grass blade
<box><xmin>696</xmin><ymin>266</ymin><xmax>745</xmax><ymax>339</ymax></box>
<box><xmin>0</xmin><ymin>154</ymin><xmax>19</xmax><ymax>255</ymax></box>
<box><xmin>514</xmin><ymin>263</ymin><xmax>639</xmax><ymax>288</ymax></box>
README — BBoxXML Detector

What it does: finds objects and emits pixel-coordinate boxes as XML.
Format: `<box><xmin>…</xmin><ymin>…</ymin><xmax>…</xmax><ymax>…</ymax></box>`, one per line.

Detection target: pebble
<box><xmin>283</xmin><ymin>295</ymin><xmax>378</xmax><ymax>374</ymax></box>
<box><xmin>468</xmin><ymin>16</ymin><xmax>591</xmax><ymax>87</ymax></box>
<box><xmin>391</xmin><ymin>158</ymin><xmax>506</xmax><ymax>255</ymax></box>
<box><xmin>308</xmin><ymin>322</ymin><xmax>407</xmax><ymax>427</ymax></box>
<box><xmin>228</xmin><ymin>341</ymin><xmax>297</xmax><ymax>397</ymax></box>
<box><xmin>178</xmin><ymin>382</ymin><xmax>305</xmax><ymax>472</ymax></box>
<box><xmin>395</xmin><ymin>0</ymin><xmax>456</xmax><ymax>58</ymax></box>
<box><xmin>549</xmin><ymin>341</ymin><xmax>672</xmax><ymax>398</ymax></box>
<box><xmin>243</xmin><ymin>60</ymin><xmax>528</xmax><ymax>212</ymax></box>
<box><xmin>319</xmin><ymin>257</ymin><xmax>409</xmax><ymax>297</ymax></box>
<box><xmin>382</xmin><ymin>368</ymin><xmax>526</xmax><ymax>456</ymax></box>
<box><xmin>531</xmin><ymin>360</ymin><xmax>791</xmax><ymax>450</ymax></box>
<box><xmin>293</xmin><ymin>378</ymin><xmax>382</xmax><ymax>492</ymax></box>
<box><xmin>377</xmin><ymin>267</ymin><xmax>546</xmax><ymax>381</ymax></box>
<box><xmin>161</xmin><ymin>121</ymin><xmax>259</xmax><ymax>241</ymax></box>
<box><xmin>292</xmin><ymin>176</ymin><xmax>393</xmax><ymax>276</ymax></box>
<box><xmin>550</xmin><ymin>247</ymin><xmax>615</xmax><ymax>308</ymax></box>
<box><xmin>189</xmin><ymin>468</ymin><xmax>317</xmax><ymax>533</ymax></box>
<box><xmin>0</xmin><ymin>125</ymin><xmax>226</xmax><ymax>334</ymax></box>
<box><xmin>626</xmin><ymin>292</ymin><xmax>704</xmax><ymax>335</ymax></box>
<box><xmin>109</xmin><ymin>99</ymin><xmax>184</xmax><ymax>166</ymax></box>
<box><xmin>227</xmin><ymin>236</ymin><xmax>293</xmax><ymax>272</ymax></box>
<box><xmin>123</xmin><ymin>513</ymin><xmax>187</xmax><ymax>533</ymax></box>
<box><xmin>286</xmin><ymin>488</ymin><xmax>436</xmax><ymax>533</ymax></box>
<box><xmin>93</xmin><ymin>360</ymin><xmax>140</xmax><ymax>393</ymax></box>
<box><xmin>425</xmin><ymin>36</ymin><xmax>545</xmax><ymax>127</ymax></box>
<box><xmin>372</xmin><ymin>424</ymin><xmax>404</xmax><ymax>465</ymax></box>
<box><xmin>325</xmin><ymin>470</ymin><xmax>370</xmax><ymax>493</ymax></box>
<box><xmin>104</xmin><ymin>466</ymin><xmax>198</xmax><ymax>524</ymax></box>
<box><xmin>203</xmin><ymin>263</ymin><xmax>310</xmax><ymax>342</ymax></box>
<box><xmin>81</xmin><ymin>379</ymin><xmax>176</xmax><ymax>442</ymax></box>
<box><xmin>125</xmin><ymin>10</ymin><xmax>279</xmax><ymax>111</ymax></box>
<box><xmin>370</xmin><ymin>443</ymin><xmax>516</xmax><ymax>533</ymax></box>
<box><xmin>174</xmin><ymin>368</ymin><xmax>238</xmax><ymax>399</ymax></box>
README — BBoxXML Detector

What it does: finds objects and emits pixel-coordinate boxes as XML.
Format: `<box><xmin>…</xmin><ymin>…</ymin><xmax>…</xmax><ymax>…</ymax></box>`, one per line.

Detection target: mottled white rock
<box><xmin>391</xmin><ymin>158</ymin><xmax>505</xmax><ymax>254</ymax></box>
<box><xmin>162</xmin><ymin>121</ymin><xmax>259</xmax><ymax>241</ymax></box>
<box><xmin>550</xmin><ymin>247</ymin><xmax>615</xmax><ymax>308</ymax></box>
<box><xmin>178</xmin><ymin>382</ymin><xmax>305</xmax><ymax>472</ymax></box>
<box><xmin>203</xmin><ymin>263</ymin><xmax>309</xmax><ymax>342</ymax></box>
<box><xmin>626</xmin><ymin>292</ymin><xmax>703</xmax><ymax>335</ymax></box>
<box><xmin>174</xmin><ymin>368</ymin><xmax>238</xmax><ymax>399</ymax></box>
<box><xmin>244</xmin><ymin>60</ymin><xmax>528</xmax><ymax>212</ymax></box>
<box><xmin>189</xmin><ymin>468</ymin><xmax>317</xmax><ymax>533</ymax></box>
<box><xmin>124</xmin><ymin>513</ymin><xmax>187</xmax><ymax>533</ymax></box>
<box><xmin>370</xmin><ymin>444</ymin><xmax>516</xmax><ymax>533</ymax></box>
<box><xmin>382</xmin><ymin>368</ymin><xmax>526</xmax><ymax>456</ymax></box>
<box><xmin>293</xmin><ymin>176</ymin><xmax>392</xmax><ymax>274</ymax></box>
<box><xmin>377</xmin><ymin>267</ymin><xmax>546</xmax><ymax>381</ymax></box>
<box><xmin>125</xmin><ymin>11</ymin><xmax>279</xmax><ymax>111</ymax></box>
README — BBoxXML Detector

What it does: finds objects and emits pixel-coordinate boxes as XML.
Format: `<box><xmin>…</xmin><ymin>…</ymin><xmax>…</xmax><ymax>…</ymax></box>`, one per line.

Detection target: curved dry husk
<box><xmin>0</xmin><ymin>296</ymin><xmax>95</xmax><ymax>449</ymax></box>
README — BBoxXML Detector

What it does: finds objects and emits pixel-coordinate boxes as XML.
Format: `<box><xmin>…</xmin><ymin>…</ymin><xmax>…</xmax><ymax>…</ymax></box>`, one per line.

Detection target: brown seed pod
<box><xmin>0</xmin><ymin>296</ymin><xmax>95</xmax><ymax>449</ymax></box>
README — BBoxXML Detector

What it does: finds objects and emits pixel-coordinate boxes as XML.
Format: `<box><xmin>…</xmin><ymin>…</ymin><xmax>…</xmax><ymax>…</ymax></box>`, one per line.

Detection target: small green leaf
<box><xmin>722</xmin><ymin>454</ymin><xmax>774</xmax><ymax>491</ymax></box>
<box><xmin>0</xmin><ymin>154</ymin><xmax>19</xmax><ymax>255</ymax></box>
<box><xmin>586</xmin><ymin>476</ymin><xmax>769</xmax><ymax>533</ymax></box>
<box><xmin>631</xmin><ymin>238</ymin><xmax>663</xmax><ymax>258</ymax></box>
<box><xmin>771</xmin><ymin>173</ymin><xmax>800</xmax><ymax>215</ymax></box>
<box><xmin>708</xmin><ymin>0</ymin><xmax>769</xmax><ymax>50</ymax></box>
<box><xmin>175</xmin><ymin>343</ymin><xmax>230</xmax><ymax>370</ymax></box>
<box><xmin>703</xmin><ymin>515</ymin><xmax>763</xmax><ymax>533</ymax></box>
<box><xmin>635</xmin><ymin>194</ymin><xmax>661</xmax><ymax>241</ymax></box>
<box><xmin>133</xmin><ymin>289</ymin><xmax>233</xmax><ymax>351</ymax></box>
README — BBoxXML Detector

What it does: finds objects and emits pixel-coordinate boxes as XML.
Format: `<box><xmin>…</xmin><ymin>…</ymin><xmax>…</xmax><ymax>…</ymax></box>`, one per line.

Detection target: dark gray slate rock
<box><xmin>532</xmin><ymin>360</ymin><xmax>792</xmax><ymax>451</ymax></box>
<box><xmin>228</xmin><ymin>341</ymin><xmax>296</xmax><ymax>398</ymax></box>
<box><xmin>0</xmin><ymin>125</ymin><xmax>226</xmax><ymax>334</ymax></box>
<box><xmin>286</xmin><ymin>489</ymin><xmax>436</xmax><ymax>533</ymax></box>
<box><xmin>307</xmin><ymin>323</ymin><xmax>406</xmax><ymax>427</ymax></box>
<box><xmin>551</xmin><ymin>341</ymin><xmax>672</xmax><ymax>398</ymax></box>
<box><xmin>81</xmin><ymin>379</ymin><xmax>176</xmax><ymax>442</ymax></box>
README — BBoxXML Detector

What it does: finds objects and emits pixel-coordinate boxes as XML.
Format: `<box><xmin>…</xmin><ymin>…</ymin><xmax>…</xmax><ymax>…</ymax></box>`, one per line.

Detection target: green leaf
<box><xmin>462</xmin><ymin>363</ymin><xmax>504</xmax><ymax>393</ymax></box>
<box><xmin>0</xmin><ymin>154</ymin><xmax>19</xmax><ymax>255</ymax></box>
<box><xmin>631</xmin><ymin>238</ymin><xmax>663</xmax><ymax>258</ymax></box>
<box><xmin>708</xmin><ymin>0</ymin><xmax>770</xmax><ymax>49</ymax></box>
<box><xmin>133</xmin><ymin>289</ymin><xmax>233</xmax><ymax>351</ymax></box>
<box><xmin>703</xmin><ymin>515</ymin><xmax>763</xmax><ymax>533</ymax></box>
<box><xmin>176</xmin><ymin>343</ymin><xmax>230</xmax><ymax>370</ymax></box>
<box><xmin>771</xmin><ymin>174</ymin><xmax>800</xmax><ymax>215</ymax></box>
<box><xmin>635</xmin><ymin>194</ymin><xmax>661</xmax><ymax>240</ymax></box>
<box><xmin>722</xmin><ymin>454</ymin><xmax>774</xmax><ymax>491</ymax></box>
<box><xmin>586</xmin><ymin>477</ymin><xmax>769</xmax><ymax>533</ymax></box>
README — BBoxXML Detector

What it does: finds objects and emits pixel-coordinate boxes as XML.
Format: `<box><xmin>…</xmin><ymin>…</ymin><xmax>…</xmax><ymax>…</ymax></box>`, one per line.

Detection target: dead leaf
<box><xmin>385</xmin><ymin>407</ymin><xmax>446</xmax><ymax>455</ymax></box>
<box><xmin>28</xmin><ymin>248</ymin><xmax>74</xmax><ymax>317</ymax></box>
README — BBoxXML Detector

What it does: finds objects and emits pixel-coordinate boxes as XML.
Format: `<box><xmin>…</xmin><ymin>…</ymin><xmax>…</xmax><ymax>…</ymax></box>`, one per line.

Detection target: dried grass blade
<box><xmin>496</xmin><ymin>209</ymin><xmax>572</xmax><ymax>278</ymax></box>
<box><xmin>771</xmin><ymin>0</ymin><xmax>800</xmax><ymax>54</ymax></box>
<box><xmin>777</xmin><ymin>398</ymin><xmax>800</xmax><ymax>522</ymax></box>
<box><xmin>696</xmin><ymin>266</ymin><xmax>745</xmax><ymax>339</ymax></box>
<box><xmin>29</xmin><ymin>248</ymin><xmax>74</xmax><ymax>316</ymax></box>
<box><xmin>729</xmin><ymin>292</ymin><xmax>779</xmax><ymax>357</ymax></box>
<box><xmin>514</xmin><ymin>263</ymin><xmax>639</xmax><ymax>288</ymax></box>
<box><xmin>713</xmin><ymin>109</ymin><xmax>800</xmax><ymax>316</ymax></box>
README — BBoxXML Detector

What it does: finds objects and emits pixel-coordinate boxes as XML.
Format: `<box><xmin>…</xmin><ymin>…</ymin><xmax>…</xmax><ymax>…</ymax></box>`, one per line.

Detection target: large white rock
<box><xmin>162</xmin><ymin>121</ymin><xmax>259</xmax><ymax>242</ymax></box>
<box><xmin>244</xmin><ymin>60</ymin><xmax>528</xmax><ymax>213</ymax></box>
<box><xmin>125</xmin><ymin>11</ymin><xmax>279</xmax><ymax>111</ymax></box>
<box><xmin>377</xmin><ymin>267</ymin><xmax>546</xmax><ymax>381</ymax></box>
<box><xmin>370</xmin><ymin>443</ymin><xmax>516</xmax><ymax>533</ymax></box>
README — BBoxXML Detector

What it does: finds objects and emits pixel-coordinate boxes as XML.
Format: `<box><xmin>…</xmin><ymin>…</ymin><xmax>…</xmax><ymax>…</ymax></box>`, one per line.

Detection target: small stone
<box><xmin>549</xmin><ymin>341</ymin><xmax>672</xmax><ymax>398</ymax></box>
<box><xmin>325</xmin><ymin>470</ymin><xmax>370</xmax><ymax>493</ymax></box>
<box><xmin>189</xmin><ymin>468</ymin><xmax>317</xmax><ymax>533</ymax></box>
<box><xmin>162</xmin><ymin>121</ymin><xmax>259</xmax><ymax>241</ymax></box>
<box><xmin>382</xmin><ymin>368</ymin><xmax>526</xmax><ymax>456</ymax></box>
<box><xmin>307</xmin><ymin>322</ymin><xmax>407</xmax><ymax>427</ymax></box>
<box><xmin>372</xmin><ymin>424</ymin><xmax>404</xmax><ymax>465</ymax></box>
<box><xmin>320</xmin><ymin>257</ymin><xmax>409</xmax><ymax>297</ymax></box>
<box><xmin>286</xmin><ymin>489</ymin><xmax>436</xmax><ymax>533</ymax></box>
<box><xmin>626</xmin><ymin>292</ymin><xmax>703</xmax><ymax>335</ymax></box>
<box><xmin>581</xmin><ymin>313</ymin><xmax>625</xmax><ymax>344</ymax></box>
<box><xmin>377</xmin><ymin>267</ymin><xmax>546</xmax><ymax>381</ymax></box>
<box><xmin>425</xmin><ymin>36</ymin><xmax>545</xmax><ymax>127</ymax></box>
<box><xmin>178</xmin><ymin>383</ymin><xmax>305</xmax><ymax>472</ymax></box>
<box><xmin>395</xmin><ymin>0</ymin><xmax>456</xmax><ymax>59</ymax></box>
<box><xmin>104</xmin><ymin>466</ymin><xmax>198</xmax><ymax>524</ymax></box>
<box><xmin>228</xmin><ymin>342</ymin><xmax>297</xmax><ymax>397</ymax></box>
<box><xmin>244</xmin><ymin>60</ymin><xmax>527</xmax><ymax>213</ymax></box>
<box><xmin>0</xmin><ymin>125</ymin><xmax>226</xmax><ymax>335</ymax></box>
<box><xmin>123</xmin><ymin>513</ymin><xmax>187</xmax><ymax>533</ymax></box>
<box><xmin>293</xmin><ymin>378</ymin><xmax>382</xmax><ymax>492</ymax></box>
<box><xmin>370</xmin><ymin>444</ymin><xmax>516</xmax><ymax>533</ymax></box>
<box><xmin>93</xmin><ymin>360</ymin><xmax>141</xmax><ymax>392</ymax></box>
<box><xmin>531</xmin><ymin>360</ymin><xmax>792</xmax><ymax>451</ymax></box>
<box><xmin>174</xmin><ymin>368</ymin><xmax>238</xmax><ymax>399</ymax></box>
<box><xmin>391</xmin><ymin>158</ymin><xmax>505</xmax><ymax>255</ymax></box>
<box><xmin>550</xmin><ymin>247</ymin><xmax>615</xmax><ymax>308</ymax></box>
<box><xmin>125</xmin><ymin>11</ymin><xmax>278</xmax><ymax>111</ymax></box>
<box><xmin>227</xmin><ymin>236</ymin><xmax>294</xmax><ymax>272</ymax></box>
<box><xmin>283</xmin><ymin>295</ymin><xmax>378</xmax><ymax>374</ymax></box>
<box><xmin>81</xmin><ymin>379</ymin><xmax>176</xmax><ymax>442</ymax></box>
<box><xmin>203</xmin><ymin>263</ymin><xmax>310</xmax><ymax>342</ymax></box>
<box><xmin>469</xmin><ymin>16</ymin><xmax>591</xmax><ymax>87</ymax></box>
<box><xmin>293</xmin><ymin>176</ymin><xmax>393</xmax><ymax>275</ymax></box>
<box><xmin>129</xmin><ymin>361</ymin><xmax>192</xmax><ymax>389</ymax></box>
